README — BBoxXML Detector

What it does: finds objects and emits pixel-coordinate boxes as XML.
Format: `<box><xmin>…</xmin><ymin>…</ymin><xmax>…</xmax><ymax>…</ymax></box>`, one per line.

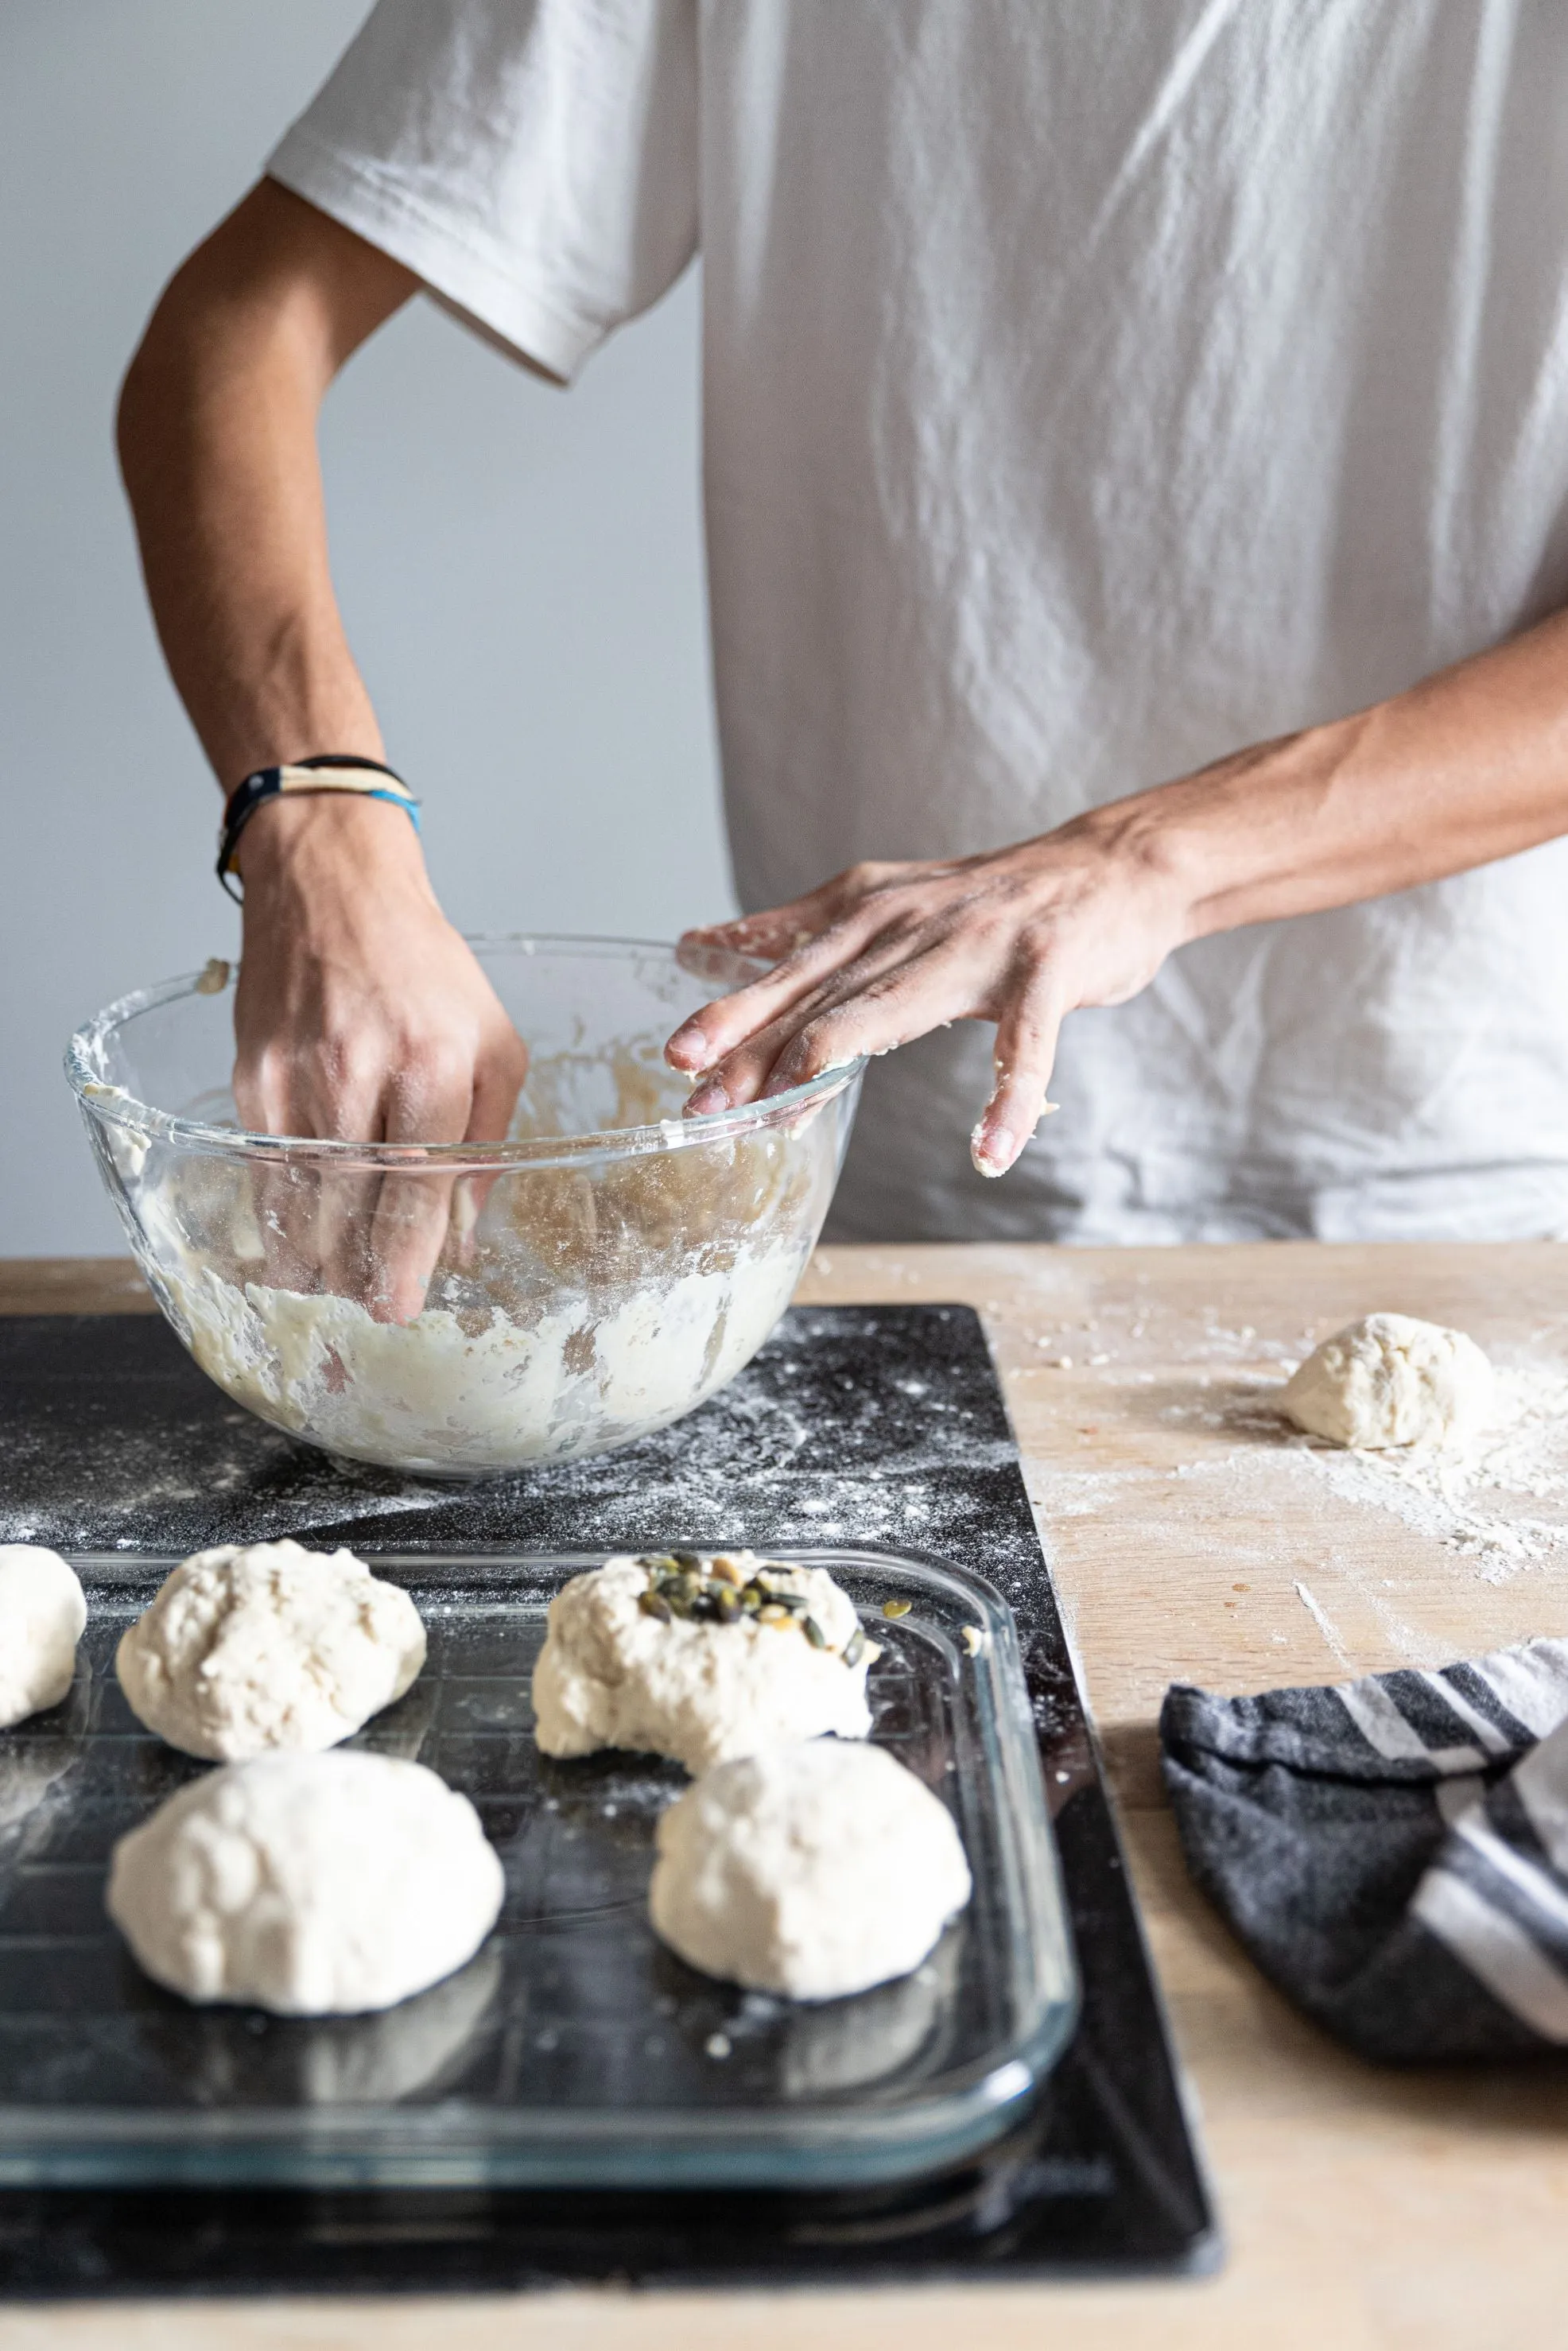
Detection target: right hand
<box><xmin>231</xmin><ymin>793</ymin><xmax>529</xmax><ymax>1322</ymax></box>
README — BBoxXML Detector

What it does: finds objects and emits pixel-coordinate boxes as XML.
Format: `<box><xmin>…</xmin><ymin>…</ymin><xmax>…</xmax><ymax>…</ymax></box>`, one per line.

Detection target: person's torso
<box><xmin>693</xmin><ymin>0</ymin><xmax>1568</xmax><ymax>1241</ymax></box>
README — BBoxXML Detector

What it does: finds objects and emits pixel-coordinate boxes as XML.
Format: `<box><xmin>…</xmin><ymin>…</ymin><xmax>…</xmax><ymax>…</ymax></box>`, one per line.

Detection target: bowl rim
<box><xmin>64</xmin><ymin>932</ymin><xmax>865</xmax><ymax>1174</ymax></box>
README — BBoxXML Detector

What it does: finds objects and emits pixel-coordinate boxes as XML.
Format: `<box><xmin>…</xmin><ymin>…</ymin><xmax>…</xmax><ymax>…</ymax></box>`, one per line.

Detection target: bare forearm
<box><xmin>116</xmin><ymin>180</ymin><xmax>412</xmax><ymax>793</ymax></box>
<box><xmin>670</xmin><ymin>605</ymin><xmax>1568</xmax><ymax>1170</ymax></box>
<box><xmin>1095</xmin><ymin>607</ymin><xmax>1568</xmax><ymax>943</ymax></box>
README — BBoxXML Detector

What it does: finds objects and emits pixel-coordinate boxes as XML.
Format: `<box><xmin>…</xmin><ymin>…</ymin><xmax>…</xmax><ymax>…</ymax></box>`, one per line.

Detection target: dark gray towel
<box><xmin>1160</xmin><ymin>1638</ymin><xmax>1568</xmax><ymax>2059</ymax></box>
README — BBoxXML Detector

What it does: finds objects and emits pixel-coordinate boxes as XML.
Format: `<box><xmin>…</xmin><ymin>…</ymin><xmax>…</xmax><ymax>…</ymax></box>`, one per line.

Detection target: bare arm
<box><xmin>667</xmin><ymin>612</ymin><xmax>1568</xmax><ymax>1174</ymax></box>
<box><xmin>118</xmin><ymin>180</ymin><xmax>528</xmax><ymax>1314</ymax></box>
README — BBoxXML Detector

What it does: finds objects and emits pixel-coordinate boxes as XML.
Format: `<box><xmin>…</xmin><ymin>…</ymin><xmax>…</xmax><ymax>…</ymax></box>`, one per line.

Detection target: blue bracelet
<box><xmin>217</xmin><ymin>756</ymin><xmax>421</xmax><ymax>901</ymax></box>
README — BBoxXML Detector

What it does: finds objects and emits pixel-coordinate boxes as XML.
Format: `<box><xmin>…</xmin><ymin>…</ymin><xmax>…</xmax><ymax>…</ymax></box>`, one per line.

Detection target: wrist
<box><xmin>1053</xmin><ymin>789</ymin><xmax>1213</xmax><ymax>951</ymax></box>
<box><xmin>234</xmin><ymin>786</ymin><xmax>433</xmax><ymax>902</ymax></box>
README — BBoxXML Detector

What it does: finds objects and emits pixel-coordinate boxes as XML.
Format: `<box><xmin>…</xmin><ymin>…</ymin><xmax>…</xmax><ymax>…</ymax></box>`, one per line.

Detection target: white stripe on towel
<box><xmin>1512</xmin><ymin>1718</ymin><xmax>1568</xmax><ymax>1877</ymax></box>
<box><xmin>1336</xmin><ymin>1676</ymin><xmax>1483</xmax><ymax>1772</ymax></box>
<box><xmin>1468</xmin><ymin>1642</ymin><xmax>1568</xmax><ymax>1740</ymax></box>
<box><xmin>1414</xmin><ymin>1868</ymin><xmax>1568</xmax><ymax>2042</ymax></box>
<box><xmin>1453</xmin><ymin>1812</ymin><xmax>1568</xmax><ymax>1940</ymax></box>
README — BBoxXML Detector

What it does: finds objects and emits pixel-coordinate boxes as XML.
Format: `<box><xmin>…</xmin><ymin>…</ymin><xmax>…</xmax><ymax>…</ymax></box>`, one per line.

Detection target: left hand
<box><xmin>664</xmin><ymin>812</ymin><xmax>1193</xmax><ymax>1176</ymax></box>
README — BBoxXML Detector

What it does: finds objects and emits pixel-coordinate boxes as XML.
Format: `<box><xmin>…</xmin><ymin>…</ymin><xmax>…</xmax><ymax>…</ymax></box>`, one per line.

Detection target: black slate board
<box><xmin>0</xmin><ymin>1305</ymin><xmax>1215</xmax><ymax>2291</ymax></box>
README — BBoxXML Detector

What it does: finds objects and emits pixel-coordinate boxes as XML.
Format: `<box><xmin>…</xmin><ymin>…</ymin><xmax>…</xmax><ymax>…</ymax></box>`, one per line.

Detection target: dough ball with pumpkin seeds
<box><xmin>530</xmin><ymin>1552</ymin><xmax>875</xmax><ymax>1773</ymax></box>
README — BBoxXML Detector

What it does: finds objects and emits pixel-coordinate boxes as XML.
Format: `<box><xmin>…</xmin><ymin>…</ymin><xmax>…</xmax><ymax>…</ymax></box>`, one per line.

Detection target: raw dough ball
<box><xmin>532</xmin><ymin>1553</ymin><xmax>875</xmax><ymax>1773</ymax></box>
<box><xmin>116</xmin><ymin>1541</ymin><xmax>425</xmax><ymax>1761</ymax></box>
<box><xmin>0</xmin><ymin>1546</ymin><xmax>86</xmax><ymax>1728</ymax></box>
<box><xmin>1281</xmin><ymin>1313</ymin><xmax>1494</xmax><ymax>1449</ymax></box>
<box><xmin>649</xmin><ymin>1740</ymin><xmax>972</xmax><ymax>2000</ymax></box>
<box><xmin>106</xmin><ymin>1750</ymin><xmax>504</xmax><ymax>2015</ymax></box>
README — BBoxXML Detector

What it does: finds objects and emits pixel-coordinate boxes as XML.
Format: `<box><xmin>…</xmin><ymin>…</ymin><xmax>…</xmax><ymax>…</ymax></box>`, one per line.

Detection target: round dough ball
<box><xmin>0</xmin><ymin>1546</ymin><xmax>86</xmax><ymax>1729</ymax></box>
<box><xmin>532</xmin><ymin>1553</ymin><xmax>875</xmax><ymax>1774</ymax></box>
<box><xmin>106</xmin><ymin>1750</ymin><xmax>504</xmax><ymax>2015</ymax></box>
<box><xmin>116</xmin><ymin>1541</ymin><xmax>425</xmax><ymax>1761</ymax></box>
<box><xmin>1281</xmin><ymin>1313</ymin><xmax>1494</xmax><ymax>1449</ymax></box>
<box><xmin>649</xmin><ymin>1740</ymin><xmax>972</xmax><ymax>2000</ymax></box>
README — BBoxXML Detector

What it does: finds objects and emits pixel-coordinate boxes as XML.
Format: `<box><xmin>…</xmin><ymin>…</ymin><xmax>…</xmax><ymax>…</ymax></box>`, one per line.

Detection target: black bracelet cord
<box><xmin>216</xmin><ymin>755</ymin><xmax>421</xmax><ymax>902</ymax></box>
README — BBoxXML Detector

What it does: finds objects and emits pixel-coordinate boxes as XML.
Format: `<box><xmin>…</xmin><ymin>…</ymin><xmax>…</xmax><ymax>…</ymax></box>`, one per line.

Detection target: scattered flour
<box><xmin>1298</xmin><ymin>1361</ymin><xmax>1568</xmax><ymax>1581</ymax></box>
<box><xmin>1030</xmin><ymin>1347</ymin><xmax>1568</xmax><ymax>1587</ymax></box>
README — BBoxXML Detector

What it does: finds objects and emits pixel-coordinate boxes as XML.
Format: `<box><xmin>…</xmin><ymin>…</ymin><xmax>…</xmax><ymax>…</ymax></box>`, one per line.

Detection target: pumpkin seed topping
<box><xmin>631</xmin><ymin>1552</ymin><xmax>870</xmax><ymax>1666</ymax></box>
<box><xmin>882</xmin><ymin>1596</ymin><xmax>913</xmax><ymax>1620</ymax></box>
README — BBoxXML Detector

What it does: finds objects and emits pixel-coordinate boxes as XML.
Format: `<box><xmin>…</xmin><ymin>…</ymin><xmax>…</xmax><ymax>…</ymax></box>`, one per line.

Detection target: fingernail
<box><xmin>971</xmin><ymin>1123</ymin><xmax>1015</xmax><ymax>1177</ymax></box>
<box><xmin>687</xmin><ymin>1080</ymin><xmax>730</xmax><ymax>1115</ymax></box>
<box><xmin>666</xmin><ymin>1024</ymin><xmax>707</xmax><ymax>1067</ymax></box>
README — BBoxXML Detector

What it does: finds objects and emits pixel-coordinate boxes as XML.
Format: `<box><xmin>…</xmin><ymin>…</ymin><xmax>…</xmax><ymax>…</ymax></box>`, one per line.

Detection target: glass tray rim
<box><xmin>0</xmin><ymin>1544</ymin><xmax>1080</xmax><ymax>2189</ymax></box>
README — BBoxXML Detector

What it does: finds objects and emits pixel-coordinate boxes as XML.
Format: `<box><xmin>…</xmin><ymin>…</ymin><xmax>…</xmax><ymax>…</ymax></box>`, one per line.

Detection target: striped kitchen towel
<box><xmin>1159</xmin><ymin>1638</ymin><xmax>1568</xmax><ymax>2059</ymax></box>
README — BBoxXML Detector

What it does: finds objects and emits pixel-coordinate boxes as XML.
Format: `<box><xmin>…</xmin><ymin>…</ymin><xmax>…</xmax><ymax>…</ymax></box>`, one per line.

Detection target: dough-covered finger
<box><xmin>686</xmin><ymin>936</ymin><xmax>991</xmax><ymax>1112</ymax></box>
<box><xmin>677</xmin><ymin>871</ymin><xmax>866</xmax><ymax>965</ymax></box>
<box><xmin>667</xmin><ymin>914</ymin><xmax>890</xmax><ymax>1077</ymax></box>
<box><xmin>451</xmin><ymin>1030</ymin><xmax>531</xmax><ymax>1262</ymax></box>
<box><xmin>367</xmin><ymin>1164</ymin><xmax>459</xmax><ymax>1323</ymax></box>
<box><xmin>366</xmin><ymin>1059</ymin><xmax>478</xmax><ymax>1323</ymax></box>
<box><xmin>970</xmin><ymin>974</ymin><xmax>1065</xmax><ymax>1177</ymax></box>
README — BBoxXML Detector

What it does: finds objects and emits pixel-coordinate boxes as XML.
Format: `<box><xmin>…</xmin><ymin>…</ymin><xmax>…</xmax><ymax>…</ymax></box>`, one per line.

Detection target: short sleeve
<box><xmin>267</xmin><ymin>0</ymin><xmax>699</xmax><ymax>382</ymax></box>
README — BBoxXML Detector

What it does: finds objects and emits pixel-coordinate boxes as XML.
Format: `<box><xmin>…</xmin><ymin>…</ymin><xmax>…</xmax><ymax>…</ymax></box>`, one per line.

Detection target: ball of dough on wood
<box><xmin>532</xmin><ymin>1553</ymin><xmax>874</xmax><ymax>1773</ymax></box>
<box><xmin>0</xmin><ymin>1546</ymin><xmax>86</xmax><ymax>1728</ymax></box>
<box><xmin>1280</xmin><ymin>1313</ymin><xmax>1494</xmax><ymax>1450</ymax></box>
<box><xmin>116</xmin><ymin>1541</ymin><xmax>425</xmax><ymax>1761</ymax></box>
<box><xmin>107</xmin><ymin>1750</ymin><xmax>504</xmax><ymax>2015</ymax></box>
<box><xmin>649</xmin><ymin>1740</ymin><xmax>972</xmax><ymax>2000</ymax></box>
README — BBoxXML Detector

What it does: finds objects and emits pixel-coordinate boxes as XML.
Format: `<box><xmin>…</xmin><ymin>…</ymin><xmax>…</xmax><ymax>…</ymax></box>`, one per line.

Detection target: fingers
<box><xmin>667</xmin><ymin>864</ymin><xmax>916</xmax><ymax>1074</ymax></box>
<box><xmin>452</xmin><ymin>1027</ymin><xmax>531</xmax><ymax>1261</ymax></box>
<box><xmin>970</xmin><ymin>972</ymin><xmax>1064</xmax><ymax>1178</ymax></box>
<box><xmin>234</xmin><ymin>1035</ymin><xmax>383</xmax><ymax>1298</ymax></box>
<box><xmin>297</xmin><ymin>1046</ymin><xmax>392</xmax><ymax>1302</ymax></box>
<box><xmin>678</xmin><ymin>868</ymin><xmax>879</xmax><ymax>967</ymax></box>
<box><xmin>466</xmin><ymin>1032</ymin><xmax>530</xmax><ymax>1143</ymax></box>
<box><xmin>689</xmin><ymin>935</ymin><xmax>988</xmax><ymax>1112</ymax></box>
<box><xmin>366</xmin><ymin>1049</ymin><xmax>479</xmax><ymax>1325</ymax></box>
<box><xmin>669</xmin><ymin>902</ymin><xmax>941</xmax><ymax>1088</ymax></box>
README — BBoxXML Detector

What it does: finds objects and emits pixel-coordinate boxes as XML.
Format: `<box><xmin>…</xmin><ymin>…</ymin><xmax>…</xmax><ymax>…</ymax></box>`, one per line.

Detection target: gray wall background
<box><xmin>0</xmin><ymin>0</ymin><xmax>728</xmax><ymax>1255</ymax></box>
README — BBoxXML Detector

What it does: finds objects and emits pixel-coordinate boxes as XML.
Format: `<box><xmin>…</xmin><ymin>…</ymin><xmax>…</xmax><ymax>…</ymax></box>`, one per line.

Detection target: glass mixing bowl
<box><xmin>65</xmin><ymin>937</ymin><xmax>862</xmax><ymax>1479</ymax></box>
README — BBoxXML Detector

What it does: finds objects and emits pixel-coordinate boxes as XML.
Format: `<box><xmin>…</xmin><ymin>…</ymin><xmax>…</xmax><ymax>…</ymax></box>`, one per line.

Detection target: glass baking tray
<box><xmin>0</xmin><ymin>1547</ymin><xmax>1077</xmax><ymax>2190</ymax></box>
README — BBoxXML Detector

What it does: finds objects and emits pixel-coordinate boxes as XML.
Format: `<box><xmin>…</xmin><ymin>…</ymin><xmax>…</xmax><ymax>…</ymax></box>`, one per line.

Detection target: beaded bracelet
<box><xmin>216</xmin><ymin>755</ymin><xmax>421</xmax><ymax>901</ymax></box>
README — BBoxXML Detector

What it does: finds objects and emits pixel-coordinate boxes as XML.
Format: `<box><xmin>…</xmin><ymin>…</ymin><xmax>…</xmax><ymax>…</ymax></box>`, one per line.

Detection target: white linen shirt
<box><xmin>272</xmin><ymin>1</ymin><xmax>1568</xmax><ymax>1243</ymax></box>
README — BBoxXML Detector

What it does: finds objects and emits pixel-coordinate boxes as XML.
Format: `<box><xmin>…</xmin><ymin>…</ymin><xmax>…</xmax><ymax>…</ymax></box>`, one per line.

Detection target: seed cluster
<box><xmin>635</xmin><ymin>1551</ymin><xmax>867</xmax><ymax>1666</ymax></box>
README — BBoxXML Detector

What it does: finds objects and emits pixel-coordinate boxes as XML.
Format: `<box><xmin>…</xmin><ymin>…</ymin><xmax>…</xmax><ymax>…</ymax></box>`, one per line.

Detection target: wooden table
<box><xmin>3</xmin><ymin>1244</ymin><xmax>1567</xmax><ymax>2350</ymax></box>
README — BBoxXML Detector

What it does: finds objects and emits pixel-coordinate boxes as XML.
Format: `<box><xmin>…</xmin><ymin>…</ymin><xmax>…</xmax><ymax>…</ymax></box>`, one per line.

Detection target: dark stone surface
<box><xmin>0</xmin><ymin>1307</ymin><xmax>1215</xmax><ymax>2290</ymax></box>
